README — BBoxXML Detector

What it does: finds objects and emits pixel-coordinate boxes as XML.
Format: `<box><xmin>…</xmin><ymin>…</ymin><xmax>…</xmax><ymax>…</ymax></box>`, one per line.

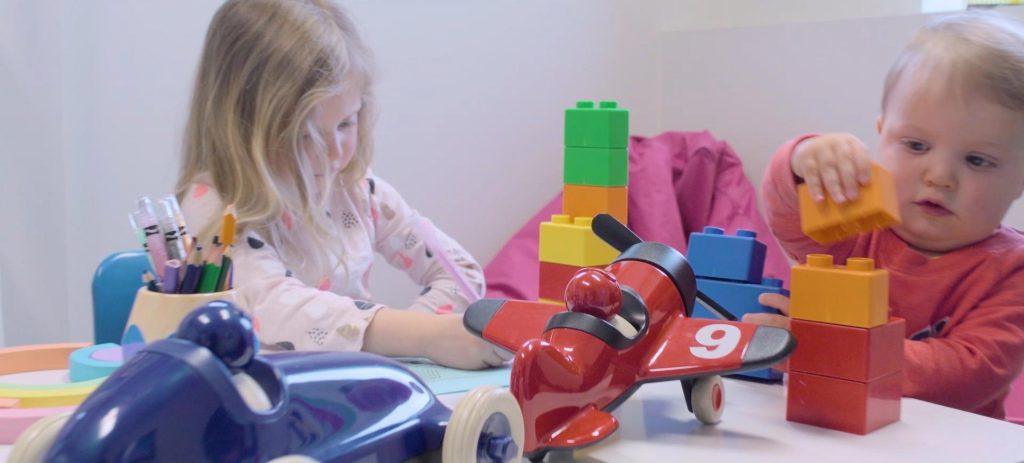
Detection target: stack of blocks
<box><xmin>687</xmin><ymin>226</ymin><xmax>787</xmax><ymax>381</ymax></box>
<box><xmin>538</xmin><ymin>101</ymin><xmax>628</xmax><ymax>304</ymax></box>
<box><xmin>786</xmin><ymin>254</ymin><xmax>904</xmax><ymax>434</ymax></box>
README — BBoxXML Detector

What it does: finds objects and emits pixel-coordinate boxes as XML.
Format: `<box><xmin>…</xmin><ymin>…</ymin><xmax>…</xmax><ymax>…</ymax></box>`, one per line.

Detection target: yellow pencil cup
<box><xmin>125</xmin><ymin>287</ymin><xmax>241</xmax><ymax>342</ymax></box>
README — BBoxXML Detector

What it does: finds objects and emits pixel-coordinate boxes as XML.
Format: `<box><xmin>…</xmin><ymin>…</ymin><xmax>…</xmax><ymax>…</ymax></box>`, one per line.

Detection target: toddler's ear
<box><xmin>876</xmin><ymin>116</ymin><xmax>883</xmax><ymax>134</ymax></box>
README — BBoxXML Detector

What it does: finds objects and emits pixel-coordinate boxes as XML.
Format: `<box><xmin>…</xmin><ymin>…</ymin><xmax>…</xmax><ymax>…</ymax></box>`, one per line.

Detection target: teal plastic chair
<box><xmin>92</xmin><ymin>251</ymin><xmax>150</xmax><ymax>344</ymax></box>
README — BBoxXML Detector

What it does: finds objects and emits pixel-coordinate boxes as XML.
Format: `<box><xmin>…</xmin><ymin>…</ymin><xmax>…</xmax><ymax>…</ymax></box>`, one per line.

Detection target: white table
<box><xmin>436</xmin><ymin>379</ymin><xmax>1024</xmax><ymax>463</ymax></box>
<box><xmin>3</xmin><ymin>377</ymin><xmax>1023</xmax><ymax>462</ymax></box>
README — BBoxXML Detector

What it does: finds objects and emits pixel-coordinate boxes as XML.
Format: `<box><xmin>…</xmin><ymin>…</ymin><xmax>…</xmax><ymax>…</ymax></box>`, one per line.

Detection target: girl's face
<box><xmin>877</xmin><ymin>74</ymin><xmax>1024</xmax><ymax>254</ymax></box>
<box><xmin>305</xmin><ymin>88</ymin><xmax>362</xmax><ymax>179</ymax></box>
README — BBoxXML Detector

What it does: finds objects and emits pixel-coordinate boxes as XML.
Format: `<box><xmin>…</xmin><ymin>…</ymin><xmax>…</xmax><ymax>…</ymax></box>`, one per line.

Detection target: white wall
<box><xmin>4</xmin><ymin>1</ymin><xmax>1014</xmax><ymax>345</ymax></box>
<box><xmin>1</xmin><ymin>0</ymin><xmax>670</xmax><ymax>344</ymax></box>
<box><xmin>0</xmin><ymin>1</ymin><xmax>70</xmax><ymax>344</ymax></box>
<box><xmin>658</xmin><ymin>6</ymin><xmax>1024</xmax><ymax>230</ymax></box>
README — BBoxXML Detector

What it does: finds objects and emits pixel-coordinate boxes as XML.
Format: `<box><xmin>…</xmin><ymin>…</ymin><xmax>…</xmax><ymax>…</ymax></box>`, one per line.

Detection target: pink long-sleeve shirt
<box><xmin>763</xmin><ymin>136</ymin><xmax>1024</xmax><ymax>418</ymax></box>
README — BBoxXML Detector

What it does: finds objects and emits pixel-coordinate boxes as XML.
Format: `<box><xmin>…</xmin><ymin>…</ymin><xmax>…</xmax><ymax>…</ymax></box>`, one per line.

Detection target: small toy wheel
<box><xmin>691</xmin><ymin>375</ymin><xmax>725</xmax><ymax>425</ymax></box>
<box><xmin>8</xmin><ymin>410</ymin><xmax>73</xmax><ymax>463</ymax></box>
<box><xmin>267</xmin><ymin>455</ymin><xmax>320</xmax><ymax>463</ymax></box>
<box><xmin>443</xmin><ymin>386</ymin><xmax>524</xmax><ymax>463</ymax></box>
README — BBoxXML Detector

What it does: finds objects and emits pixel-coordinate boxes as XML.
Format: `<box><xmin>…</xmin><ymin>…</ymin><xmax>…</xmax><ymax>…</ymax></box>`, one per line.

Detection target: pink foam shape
<box><xmin>0</xmin><ymin>406</ymin><xmax>76</xmax><ymax>444</ymax></box>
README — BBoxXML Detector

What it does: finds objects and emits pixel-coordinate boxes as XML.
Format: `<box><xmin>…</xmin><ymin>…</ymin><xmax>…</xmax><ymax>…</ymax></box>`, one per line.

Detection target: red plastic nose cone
<box><xmin>565</xmin><ymin>268</ymin><xmax>622</xmax><ymax>320</ymax></box>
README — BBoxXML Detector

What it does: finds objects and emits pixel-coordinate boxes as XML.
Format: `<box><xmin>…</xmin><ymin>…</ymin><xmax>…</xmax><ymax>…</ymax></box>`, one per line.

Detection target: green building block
<box><xmin>564</xmin><ymin>146</ymin><xmax>628</xmax><ymax>187</ymax></box>
<box><xmin>565</xmin><ymin>100</ymin><xmax>629</xmax><ymax>149</ymax></box>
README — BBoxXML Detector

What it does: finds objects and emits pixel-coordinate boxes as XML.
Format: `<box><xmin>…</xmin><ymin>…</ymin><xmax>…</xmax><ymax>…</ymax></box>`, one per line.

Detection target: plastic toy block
<box><xmin>692</xmin><ymin>277</ymin><xmax>786</xmax><ymax>320</ymax></box>
<box><xmin>790</xmin><ymin>254</ymin><xmax>889</xmax><ymax>328</ymax></box>
<box><xmin>540</xmin><ymin>262</ymin><xmax>600</xmax><ymax>302</ymax></box>
<box><xmin>691</xmin><ymin>277</ymin><xmax>787</xmax><ymax>381</ymax></box>
<box><xmin>799</xmin><ymin>163</ymin><xmax>901</xmax><ymax>244</ymax></box>
<box><xmin>563</xmin><ymin>185</ymin><xmax>628</xmax><ymax>224</ymax></box>
<box><xmin>687</xmin><ymin>227</ymin><xmax>767</xmax><ymax>283</ymax></box>
<box><xmin>564</xmin><ymin>147</ymin><xmax>628</xmax><ymax>187</ymax></box>
<box><xmin>539</xmin><ymin>215</ymin><xmax>619</xmax><ymax>267</ymax></box>
<box><xmin>787</xmin><ymin>370</ymin><xmax>902</xmax><ymax>435</ymax></box>
<box><xmin>790</xmin><ymin>317</ymin><xmax>905</xmax><ymax>382</ymax></box>
<box><xmin>564</xmin><ymin>100</ymin><xmax>629</xmax><ymax>148</ymax></box>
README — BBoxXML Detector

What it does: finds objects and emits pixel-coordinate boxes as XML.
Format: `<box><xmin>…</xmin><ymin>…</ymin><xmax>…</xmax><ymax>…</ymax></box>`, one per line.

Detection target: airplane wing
<box><xmin>639</xmin><ymin>315</ymin><xmax>795</xmax><ymax>380</ymax></box>
<box><xmin>463</xmin><ymin>298</ymin><xmax>566</xmax><ymax>353</ymax></box>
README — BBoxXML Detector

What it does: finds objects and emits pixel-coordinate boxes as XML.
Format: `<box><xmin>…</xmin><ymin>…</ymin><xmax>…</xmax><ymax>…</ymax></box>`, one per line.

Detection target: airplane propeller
<box><xmin>592</xmin><ymin>214</ymin><xmax>739</xmax><ymax>322</ymax></box>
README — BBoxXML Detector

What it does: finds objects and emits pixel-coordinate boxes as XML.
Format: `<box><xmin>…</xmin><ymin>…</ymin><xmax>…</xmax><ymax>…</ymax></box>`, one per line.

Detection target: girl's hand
<box><xmin>424</xmin><ymin>314</ymin><xmax>508</xmax><ymax>370</ymax></box>
<box><xmin>743</xmin><ymin>293</ymin><xmax>792</xmax><ymax>372</ymax></box>
<box><xmin>791</xmin><ymin>133</ymin><xmax>873</xmax><ymax>204</ymax></box>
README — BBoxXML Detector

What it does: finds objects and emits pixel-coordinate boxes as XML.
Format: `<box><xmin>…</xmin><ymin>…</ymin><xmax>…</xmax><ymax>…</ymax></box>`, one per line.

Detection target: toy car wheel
<box><xmin>8</xmin><ymin>410</ymin><xmax>73</xmax><ymax>463</ymax></box>
<box><xmin>691</xmin><ymin>375</ymin><xmax>724</xmax><ymax>425</ymax></box>
<box><xmin>443</xmin><ymin>386</ymin><xmax>524</xmax><ymax>463</ymax></box>
<box><xmin>267</xmin><ymin>455</ymin><xmax>320</xmax><ymax>463</ymax></box>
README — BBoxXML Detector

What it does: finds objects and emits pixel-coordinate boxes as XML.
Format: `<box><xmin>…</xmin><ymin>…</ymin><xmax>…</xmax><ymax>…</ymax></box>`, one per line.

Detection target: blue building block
<box><xmin>687</xmin><ymin>226</ymin><xmax>767</xmax><ymax>284</ymax></box>
<box><xmin>692</xmin><ymin>276</ymin><xmax>787</xmax><ymax>382</ymax></box>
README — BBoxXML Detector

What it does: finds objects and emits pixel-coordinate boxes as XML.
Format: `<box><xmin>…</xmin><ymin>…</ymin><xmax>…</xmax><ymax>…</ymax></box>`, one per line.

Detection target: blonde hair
<box><xmin>176</xmin><ymin>0</ymin><xmax>375</xmax><ymax>281</ymax></box>
<box><xmin>883</xmin><ymin>11</ymin><xmax>1024</xmax><ymax>113</ymax></box>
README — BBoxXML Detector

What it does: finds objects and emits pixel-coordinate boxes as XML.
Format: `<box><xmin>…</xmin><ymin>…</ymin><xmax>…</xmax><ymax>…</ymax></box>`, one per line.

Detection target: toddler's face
<box><xmin>877</xmin><ymin>76</ymin><xmax>1024</xmax><ymax>254</ymax></box>
<box><xmin>305</xmin><ymin>88</ymin><xmax>362</xmax><ymax>179</ymax></box>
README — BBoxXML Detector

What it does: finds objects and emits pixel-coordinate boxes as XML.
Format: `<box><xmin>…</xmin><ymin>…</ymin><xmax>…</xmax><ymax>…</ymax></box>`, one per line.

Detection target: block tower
<box><xmin>785</xmin><ymin>254</ymin><xmax>904</xmax><ymax>434</ymax></box>
<box><xmin>686</xmin><ymin>226</ymin><xmax>787</xmax><ymax>381</ymax></box>
<box><xmin>538</xmin><ymin>101</ymin><xmax>628</xmax><ymax>304</ymax></box>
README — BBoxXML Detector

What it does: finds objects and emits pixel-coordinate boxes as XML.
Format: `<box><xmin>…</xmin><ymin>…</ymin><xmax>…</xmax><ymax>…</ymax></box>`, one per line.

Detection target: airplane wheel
<box><xmin>443</xmin><ymin>386</ymin><xmax>524</xmax><ymax>463</ymax></box>
<box><xmin>691</xmin><ymin>375</ymin><xmax>724</xmax><ymax>425</ymax></box>
<box><xmin>8</xmin><ymin>410</ymin><xmax>73</xmax><ymax>463</ymax></box>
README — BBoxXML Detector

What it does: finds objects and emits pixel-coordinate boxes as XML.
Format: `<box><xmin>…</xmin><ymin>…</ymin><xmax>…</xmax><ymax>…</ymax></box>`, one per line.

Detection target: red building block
<box><xmin>787</xmin><ymin>370</ymin><xmax>902</xmax><ymax>435</ymax></box>
<box><xmin>539</xmin><ymin>262</ymin><xmax>594</xmax><ymax>301</ymax></box>
<box><xmin>789</xmin><ymin>317</ymin><xmax>905</xmax><ymax>382</ymax></box>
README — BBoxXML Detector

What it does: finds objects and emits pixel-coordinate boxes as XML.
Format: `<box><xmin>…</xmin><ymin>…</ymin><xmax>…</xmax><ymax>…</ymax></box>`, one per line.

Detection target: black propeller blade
<box><xmin>590</xmin><ymin>213</ymin><xmax>738</xmax><ymax>322</ymax></box>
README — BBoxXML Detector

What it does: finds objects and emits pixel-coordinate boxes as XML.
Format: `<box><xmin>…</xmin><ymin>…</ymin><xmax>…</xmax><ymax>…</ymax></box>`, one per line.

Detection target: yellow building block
<box><xmin>790</xmin><ymin>254</ymin><xmax>889</xmax><ymax>328</ymax></box>
<box><xmin>539</xmin><ymin>215</ymin><xmax>619</xmax><ymax>267</ymax></box>
<box><xmin>539</xmin><ymin>298</ymin><xmax>565</xmax><ymax>306</ymax></box>
<box><xmin>563</xmin><ymin>185</ymin><xmax>628</xmax><ymax>224</ymax></box>
<box><xmin>799</xmin><ymin>164</ymin><xmax>901</xmax><ymax>244</ymax></box>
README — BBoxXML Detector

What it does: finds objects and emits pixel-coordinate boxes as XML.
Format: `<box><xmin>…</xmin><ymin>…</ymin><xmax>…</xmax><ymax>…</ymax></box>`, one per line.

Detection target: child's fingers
<box><xmin>848</xmin><ymin>138</ymin><xmax>873</xmax><ymax>184</ymax></box>
<box><xmin>758</xmin><ymin>292</ymin><xmax>790</xmax><ymax>315</ymax></box>
<box><xmin>797</xmin><ymin>155</ymin><xmax>826</xmax><ymax>202</ymax></box>
<box><xmin>836</xmin><ymin>150</ymin><xmax>860</xmax><ymax>201</ymax></box>
<box><xmin>741</xmin><ymin>312</ymin><xmax>790</xmax><ymax>329</ymax></box>
<box><xmin>819</xmin><ymin>147</ymin><xmax>848</xmax><ymax>204</ymax></box>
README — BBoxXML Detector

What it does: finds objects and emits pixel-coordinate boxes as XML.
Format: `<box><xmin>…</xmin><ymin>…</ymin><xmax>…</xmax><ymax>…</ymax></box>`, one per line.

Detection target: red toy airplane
<box><xmin>463</xmin><ymin>214</ymin><xmax>796</xmax><ymax>461</ymax></box>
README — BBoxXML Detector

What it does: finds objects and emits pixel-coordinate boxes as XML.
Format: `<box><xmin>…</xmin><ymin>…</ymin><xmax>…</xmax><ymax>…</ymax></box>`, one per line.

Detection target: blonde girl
<box><xmin>177</xmin><ymin>0</ymin><xmax>504</xmax><ymax>369</ymax></box>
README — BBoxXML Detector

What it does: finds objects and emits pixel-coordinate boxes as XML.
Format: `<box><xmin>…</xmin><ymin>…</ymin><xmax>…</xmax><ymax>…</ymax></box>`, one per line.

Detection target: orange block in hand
<box><xmin>563</xmin><ymin>185</ymin><xmax>627</xmax><ymax>224</ymax></box>
<box><xmin>799</xmin><ymin>163</ymin><xmax>900</xmax><ymax>244</ymax></box>
<box><xmin>790</xmin><ymin>255</ymin><xmax>889</xmax><ymax>328</ymax></box>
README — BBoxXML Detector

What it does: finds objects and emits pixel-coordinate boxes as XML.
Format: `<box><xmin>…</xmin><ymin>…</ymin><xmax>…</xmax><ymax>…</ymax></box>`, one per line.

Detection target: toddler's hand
<box><xmin>744</xmin><ymin>293</ymin><xmax>792</xmax><ymax>372</ymax></box>
<box><xmin>791</xmin><ymin>133</ymin><xmax>873</xmax><ymax>204</ymax></box>
<box><xmin>425</xmin><ymin>314</ymin><xmax>508</xmax><ymax>370</ymax></box>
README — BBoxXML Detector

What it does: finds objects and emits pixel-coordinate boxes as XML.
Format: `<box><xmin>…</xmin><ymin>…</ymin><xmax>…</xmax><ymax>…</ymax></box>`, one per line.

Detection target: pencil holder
<box><xmin>124</xmin><ymin>287</ymin><xmax>240</xmax><ymax>342</ymax></box>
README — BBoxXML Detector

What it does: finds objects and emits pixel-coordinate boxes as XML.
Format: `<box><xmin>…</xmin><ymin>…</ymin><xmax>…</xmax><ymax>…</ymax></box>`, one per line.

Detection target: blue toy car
<box><xmin>10</xmin><ymin>301</ymin><xmax>524</xmax><ymax>463</ymax></box>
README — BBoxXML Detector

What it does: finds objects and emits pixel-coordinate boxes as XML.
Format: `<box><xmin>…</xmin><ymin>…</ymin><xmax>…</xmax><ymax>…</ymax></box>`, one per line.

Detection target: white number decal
<box><xmin>689</xmin><ymin>324</ymin><xmax>741</xmax><ymax>359</ymax></box>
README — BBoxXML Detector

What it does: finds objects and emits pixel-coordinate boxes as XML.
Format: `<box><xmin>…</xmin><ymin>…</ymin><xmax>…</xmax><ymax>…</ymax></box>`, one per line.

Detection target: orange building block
<box><xmin>799</xmin><ymin>163</ymin><xmax>901</xmax><ymax>244</ymax></box>
<box><xmin>790</xmin><ymin>254</ymin><xmax>889</xmax><ymax>328</ymax></box>
<box><xmin>790</xmin><ymin>317</ymin><xmax>905</xmax><ymax>382</ymax></box>
<box><xmin>787</xmin><ymin>370</ymin><xmax>902</xmax><ymax>435</ymax></box>
<box><xmin>540</xmin><ymin>262</ymin><xmax>600</xmax><ymax>302</ymax></box>
<box><xmin>539</xmin><ymin>215</ymin><xmax>618</xmax><ymax>267</ymax></box>
<box><xmin>562</xmin><ymin>185</ymin><xmax>628</xmax><ymax>224</ymax></box>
